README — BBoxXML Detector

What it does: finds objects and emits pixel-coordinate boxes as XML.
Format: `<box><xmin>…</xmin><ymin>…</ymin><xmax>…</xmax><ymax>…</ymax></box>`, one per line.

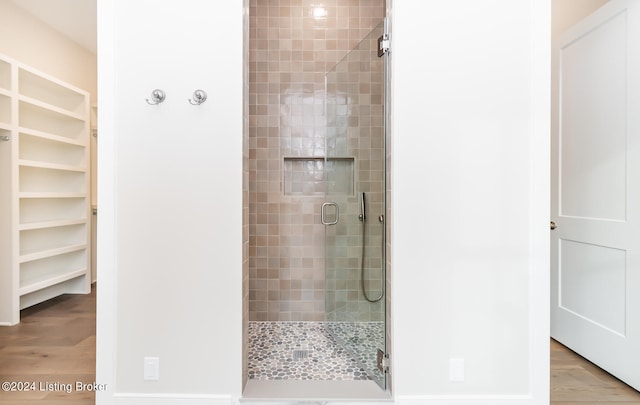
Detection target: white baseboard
<box><xmin>395</xmin><ymin>395</ymin><xmax>539</xmax><ymax>405</ymax></box>
<box><xmin>109</xmin><ymin>393</ymin><xmax>235</xmax><ymax>405</ymax></box>
<box><xmin>99</xmin><ymin>392</ymin><xmax>543</xmax><ymax>405</ymax></box>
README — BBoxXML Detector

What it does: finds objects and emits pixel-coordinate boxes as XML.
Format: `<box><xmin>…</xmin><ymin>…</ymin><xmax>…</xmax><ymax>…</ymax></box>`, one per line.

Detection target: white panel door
<box><xmin>551</xmin><ymin>0</ymin><xmax>640</xmax><ymax>390</ymax></box>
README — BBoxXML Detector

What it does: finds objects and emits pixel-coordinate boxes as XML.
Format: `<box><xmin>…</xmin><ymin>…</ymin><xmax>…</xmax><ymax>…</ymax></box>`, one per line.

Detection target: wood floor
<box><xmin>550</xmin><ymin>338</ymin><xmax>640</xmax><ymax>404</ymax></box>
<box><xmin>1</xmin><ymin>286</ymin><xmax>639</xmax><ymax>404</ymax></box>
<box><xmin>0</xmin><ymin>286</ymin><xmax>96</xmax><ymax>405</ymax></box>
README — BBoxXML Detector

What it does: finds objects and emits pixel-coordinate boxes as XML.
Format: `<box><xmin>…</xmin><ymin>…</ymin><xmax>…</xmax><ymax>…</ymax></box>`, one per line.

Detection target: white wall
<box><xmin>96</xmin><ymin>0</ymin><xmax>243</xmax><ymax>403</ymax></box>
<box><xmin>0</xmin><ymin>0</ymin><xmax>97</xmax><ymax>105</ymax></box>
<box><xmin>96</xmin><ymin>0</ymin><xmax>549</xmax><ymax>404</ymax></box>
<box><xmin>391</xmin><ymin>0</ymin><xmax>549</xmax><ymax>403</ymax></box>
<box><xmin>552</xmin><ymin>0</ymin><xmax>609</xmax><ymax>37</ymax></box>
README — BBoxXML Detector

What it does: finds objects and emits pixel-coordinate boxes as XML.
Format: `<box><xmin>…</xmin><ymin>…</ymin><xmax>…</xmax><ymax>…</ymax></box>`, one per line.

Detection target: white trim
<box><xmin>241</xmin><ymin>402</ymin><xmax>389</xmax><ymax>405</ymax></box>
<box><xmin>113</xmin><ymin>393</ymin><xmax>234</xmax><ymax>404</ymax></box>
<box><xmin>95</xmin><ymin>0</ymin><xmax>117</xmax><ymax>403</ymax></box>
<box><xmin>239</xmin><ymin>398</ymin><xmax>388</xmax><ymax>405</ymax></box>
<box><xmin>395</xmin><ymin>396</ymin><xmax>533</xmax><ymax>404</ymax></box>
<box><xmin>115</xmin><ymin>393</ymin><xmax>232</xmax><ymax>399</ymax></box>
<box><xmin>528</xmin><ymin>0</ymin><xmax>551</xmax><ymax>404</ymax></box>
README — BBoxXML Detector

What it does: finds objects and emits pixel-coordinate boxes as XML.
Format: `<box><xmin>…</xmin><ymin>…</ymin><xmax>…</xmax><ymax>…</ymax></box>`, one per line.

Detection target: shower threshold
<box><xmin>242</xmin><ymin>379</ymin><xmax>390</xmax><ymax>402</ymax></box>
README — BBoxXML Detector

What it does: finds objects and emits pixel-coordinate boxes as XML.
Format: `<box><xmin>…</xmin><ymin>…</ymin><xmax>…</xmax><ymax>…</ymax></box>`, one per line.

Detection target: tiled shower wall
<box><xmin>248</xmin><ymin>0</ymin><xmax>384</xmax><ymax>321</ymax></box>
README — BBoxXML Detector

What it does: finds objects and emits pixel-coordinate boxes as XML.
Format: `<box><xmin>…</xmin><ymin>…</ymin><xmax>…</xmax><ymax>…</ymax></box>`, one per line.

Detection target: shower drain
<box><xmin>292</xmin><ymin>349</ymin><xmax>310</xmax><ymax>360</ymax></box>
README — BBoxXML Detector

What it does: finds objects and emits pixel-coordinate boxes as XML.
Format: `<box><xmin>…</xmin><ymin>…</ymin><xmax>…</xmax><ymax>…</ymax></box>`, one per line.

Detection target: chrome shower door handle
<box><xmin>321</xmin><ymin>202</ymin><xmax>339</xmax><ymax>225</ymax></box>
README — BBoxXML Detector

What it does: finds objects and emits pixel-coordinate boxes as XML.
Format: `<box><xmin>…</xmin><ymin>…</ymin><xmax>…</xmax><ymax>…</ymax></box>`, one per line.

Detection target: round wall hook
<box><xmin>146</xmin><ymin>89</ymin><xmax>166</xmax><ymax>105</ymax></box>
<box><xmin>189</xmin><ymin>90</ymin><xmax>207</xmax><ymax>105</ymax></box>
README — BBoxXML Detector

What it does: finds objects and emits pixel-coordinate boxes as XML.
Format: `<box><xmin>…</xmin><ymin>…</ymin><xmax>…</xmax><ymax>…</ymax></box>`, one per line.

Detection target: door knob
<box><xmin>550</xmin><ymin>221</ymin><xmax>557</xmax><ymax>230</ymax></box>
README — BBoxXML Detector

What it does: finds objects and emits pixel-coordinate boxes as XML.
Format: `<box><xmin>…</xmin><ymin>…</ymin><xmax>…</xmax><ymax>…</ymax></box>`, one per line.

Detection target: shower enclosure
<box><xmin>245</xmin><ymin>1</ymin><xmax>390</xmax><ymax>394</ymax></box>
<box><xmin>323</xmin><ymin>20</ymin><xmax>388</xmax><ymax>390</ymax></box>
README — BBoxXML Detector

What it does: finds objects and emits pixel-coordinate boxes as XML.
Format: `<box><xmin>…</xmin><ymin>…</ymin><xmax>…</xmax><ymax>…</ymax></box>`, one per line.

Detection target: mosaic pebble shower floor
<box><xmin>248</xmin><ymin>321</ymin><xmax>384</xmax><ymax>383</ymax></box>
<box><xmin>325</xmin><ymin>321</ymin><xmax>385</xmax><ymax>384</ymax></box>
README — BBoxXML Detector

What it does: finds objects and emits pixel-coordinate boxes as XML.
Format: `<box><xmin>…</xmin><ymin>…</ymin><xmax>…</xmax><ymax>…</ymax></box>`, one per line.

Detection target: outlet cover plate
<box><xmin>144</xmin><ymin>357</ymin><xmax>159</xmax><ymax>381</ymax></box>
<box><xmin>449</xmin><ymin>358</ymin><xmax>464</xmax><ymax>382</ymax></box>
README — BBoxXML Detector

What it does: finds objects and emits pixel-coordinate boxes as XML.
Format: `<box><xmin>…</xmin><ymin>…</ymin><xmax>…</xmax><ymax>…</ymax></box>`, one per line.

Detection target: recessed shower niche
<box><xmin>244</xmin><ymin>0</ymin><xmax>391</xmax><ymax>399</ymax></box>
<box><xmin>283</xmin><ymin>156</ymin><xmax>354</xmax><ymax>195</ymax></box>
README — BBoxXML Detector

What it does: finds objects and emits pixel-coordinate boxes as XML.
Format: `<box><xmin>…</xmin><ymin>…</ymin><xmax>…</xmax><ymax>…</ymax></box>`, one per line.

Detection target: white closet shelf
<box><xmin>1</xmin><ymin>53</ymin><xmax>91</xmax><ymax>324</ymax></box>
<box><xmin>19</xmin><ymin>218</ymin><xmax>87</xmax><ymax>231</ymax></box>
<box><xmin>19</xmin><ymin>268</ymin><xmax>87</xmax><ymax>296</ymax></box>
<box><xmin>19</xmin><ymin>192</ymin><xmax>87</xmax><ymax>199</ymax></box>
<box><xmin>18</xmin><ymin>127</ymin><xmax>86</xmax><ymax>146</ymax></box>
<box><xmin>19</xmin><ymin>243</ymin><xmax>87</xmax><ymax>264</ymax></box>
<box><xmin>18</xmin><ymin>96</ymin><xmax>86</xmax><ymax>121</ymax></box>
<box><xmin>19</xmin><ymin>160</ymin><xmax>86</xmax><ymax>173</ymax></box>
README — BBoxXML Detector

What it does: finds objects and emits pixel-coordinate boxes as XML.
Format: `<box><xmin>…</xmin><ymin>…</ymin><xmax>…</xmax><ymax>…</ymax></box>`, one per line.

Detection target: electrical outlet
<box><xmin>449</xmin><ymin>358</ymin><xmax>464</xmax><ymax>382</ymax></box>
<box><xmin>144</xmin><ymin>357</ymin><xmax>159</xmax><ymax>381</ymax></box>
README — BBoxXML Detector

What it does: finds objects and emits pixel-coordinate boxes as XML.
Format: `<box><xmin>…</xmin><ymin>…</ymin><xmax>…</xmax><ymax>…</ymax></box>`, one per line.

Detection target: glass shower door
<box><xmin>323</xmin><ymin>20</ymin><xmax>387</xmax><ymax>390</ymax></box>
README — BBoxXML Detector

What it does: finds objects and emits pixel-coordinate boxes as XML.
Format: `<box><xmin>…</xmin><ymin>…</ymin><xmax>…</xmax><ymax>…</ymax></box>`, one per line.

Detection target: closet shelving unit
<box><xmin>0</xmin><ymin>54</ymin><xmax>91</xmax><ymax>325</ymax></box>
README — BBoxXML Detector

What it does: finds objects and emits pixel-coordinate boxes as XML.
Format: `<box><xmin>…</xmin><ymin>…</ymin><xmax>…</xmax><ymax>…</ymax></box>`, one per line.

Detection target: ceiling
<box><xmin>10</xmin><ymin>0</ymin><xmax>97</xmax><ymax>54</ymax></box>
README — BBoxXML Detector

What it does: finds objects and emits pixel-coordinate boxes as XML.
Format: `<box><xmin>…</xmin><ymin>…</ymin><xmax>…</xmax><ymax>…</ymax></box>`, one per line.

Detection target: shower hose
<box><xmin>361</xmin><ymin>211</ymin><xmax>384</xmax><ymax>303</ymax></box>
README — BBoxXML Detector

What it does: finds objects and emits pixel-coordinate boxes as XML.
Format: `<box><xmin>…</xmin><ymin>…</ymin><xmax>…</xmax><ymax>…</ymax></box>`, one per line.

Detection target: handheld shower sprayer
<box><xmin>358</xmin><ymin>191</ymin><xmax>383</xmax><ymax>302</ymax></box>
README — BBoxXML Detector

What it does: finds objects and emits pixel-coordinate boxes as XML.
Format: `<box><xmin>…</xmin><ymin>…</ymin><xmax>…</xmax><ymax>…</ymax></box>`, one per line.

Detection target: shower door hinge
<box><xmin>377</xmin><ymin>349</ymin><xmax>390</xmax><ymax>373</ymax></box>
<box><xmin>378</xmin><ymin>34</ymin><xmax>390</xmax><ymax>57</ymax></box>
